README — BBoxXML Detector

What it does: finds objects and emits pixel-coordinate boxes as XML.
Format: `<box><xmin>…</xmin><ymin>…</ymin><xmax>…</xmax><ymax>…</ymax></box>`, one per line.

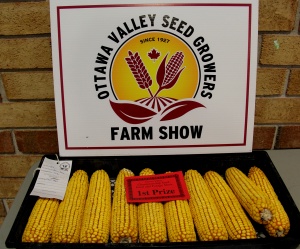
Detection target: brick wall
<box><xmin>0</xmin><ymin>0</ymin><xmax>299</xmax><ymax>226</ymax></box>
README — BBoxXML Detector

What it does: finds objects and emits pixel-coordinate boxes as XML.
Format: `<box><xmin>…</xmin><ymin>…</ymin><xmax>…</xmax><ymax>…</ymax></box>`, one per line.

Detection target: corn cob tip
<box><xmin>260</xmin><ymin>209</ymin><xmax>272</xmax><ymax>221</ymax></box>
<box><xmin>119</xmin><ymin>237</ymin><xmax>133</xmax><ymax>243</ymax></box>
<box><xmin>139</xmin><ymin>168</ymin><xmax>154</xmax><ymax>176</ymax></box>
<box><xmin>122</xmin><ymin>168</ymin><xmax>134</xmax><ymax>174</ymax></box>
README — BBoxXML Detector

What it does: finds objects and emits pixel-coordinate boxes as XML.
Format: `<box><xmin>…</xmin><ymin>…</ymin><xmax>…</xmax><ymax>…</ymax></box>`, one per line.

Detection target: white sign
<box><xmin>50</xmin><ymin>0</ymin><xmax>258</xmax><ymax>156</ymax></box>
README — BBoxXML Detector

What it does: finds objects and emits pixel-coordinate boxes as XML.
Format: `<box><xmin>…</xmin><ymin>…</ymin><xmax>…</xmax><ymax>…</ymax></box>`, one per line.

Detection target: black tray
<box><xmin>6</xmin><ymin>151</ymin><xmax>300</xmax><ymax>249</ymax></box>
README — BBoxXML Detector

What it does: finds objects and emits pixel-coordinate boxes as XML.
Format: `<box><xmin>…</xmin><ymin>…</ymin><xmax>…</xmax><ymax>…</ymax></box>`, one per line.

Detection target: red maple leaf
<box><xmin>148</xmin><ymin>49</ymin><xmax>160</xmax><ymax>61</ymax></box>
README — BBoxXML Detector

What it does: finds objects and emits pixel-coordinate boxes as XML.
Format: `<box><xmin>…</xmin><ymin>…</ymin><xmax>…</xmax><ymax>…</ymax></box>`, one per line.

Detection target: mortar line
<box><xmin>257</xmin><ymin>34</ymin><xmax>262</xmax><ymax>66</ymax></box>
<box><xmin>258</xmin><ymin>31</ymin><xmax>293</xmax><ymax>35</ymax></box>
<box><xmin>3</xmin><ymin>199</ymin><xmax>10</xmax><ymax>214</ymax></box>
<box><xmin>0</xmin><ymin>68</ymin><xmax>53</xmax><ymax>73</ymax></box>
<box><xmin>0</xmin><ymin>33</ymin><xmax>50</xmax><ymax>39</ymax></box>
<box><xmin>255</xmin><ymin>95</ymin><xmax>300</xmax><ymax>99</ymax></box>
<box><xmin>272</xmin><ymin>125</ymin><xmax>279</xmax><ymax>149</ymax></box>
<box><xmin>282</xmin><ymin>69</ymin><xmax>291</xmax><ymax>97</ymax></box>
<box><xmin>255</xmin><ymin>123</ymin><xmax>300</xmax><ymax>126</ymax></box>
<box><xmin>0</xmin><ymin>73</ymin><xmax>8</xmax><ymax>103</ymax></box>
<box><xmin>293</xmin><ymin>0</ymin><xmax>300</xmax><ymax>34</ymax></box>
<box><xmin>11</xmin><ymin>129</ymin><xmax>22</xmax><ymax>155</ymax></box>
<box><xmin>257</xmin><ymin>65</ymin><xmax>300</xmax><ymax>69</ymax></box>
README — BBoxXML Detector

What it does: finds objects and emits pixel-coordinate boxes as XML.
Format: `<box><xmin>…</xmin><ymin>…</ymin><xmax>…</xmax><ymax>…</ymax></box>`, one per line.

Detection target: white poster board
<box><xmin>50</xmin><ymin>0</ymin><xmax>258</xmax><ymax>156</ymax></box>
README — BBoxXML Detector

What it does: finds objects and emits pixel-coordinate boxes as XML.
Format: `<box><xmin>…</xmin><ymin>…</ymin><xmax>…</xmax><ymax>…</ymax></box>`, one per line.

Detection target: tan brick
<box><xmin>2</xmin><ymin>72</ymin><xmax>54</xmax><ymax>100</ymax></box>
<box><xmin>253</xmin><ymin>126</ymin><xmax>276</xmax><ymax>149</ymax></box>
<box><xmin>259</xmin><ymin>0</ymin><xmax>298</xmax><ymax>31</ymax></box>
<box><xmin>0</xmin><ymin>102</ymin><xmax>56</xmax><ymax>128</ymax></box>
<box><xmin>0</xmin><ymin>131</ymin><xmax>14</xmax><ymax>153</ymax></box>
<box><xmin>0</xmin><ymin>156</ymin><xmax>41</xmax><ymax>177</ymax></box>
<box><xmin>0</xmin><ymin>178</ymin><xmax>24</xmax><ymax>198</ymax></box>
<box><xmin>255</xmin><ymin>98</ymin><xmax>300</xmax><ymax>123</ymax></box>
<box><xmin>0</xmin><ymin>2</ymin><xmax>50</xmax><ymax>35</ymax></box>
<box><xmin>276</xmin><ymin>126</ymin><xmax>300</xmax><ymax>148</ymax></box>
<box><xmin>256</xmin><ymin>68</ymin><xmax>287</xmax><ymax>96</ymax></box>
<box><xmin>287</xmin><ymin>69</ymin><xmax>300</xmax><ymax>96</ymax></box>
<box><xmin>260</xmin><ymin>35</ymin><xmax>300</xmax><ymax>65</ymax></box>
<box><xmin>15</xmin><ymin>130</ymin><xmax>59</xmax><ymax>154</ymax></box>
<box><xmin>0</xmin><ymin>217</ymin><xmax>4</xmax><ymax>228</ymax></box>
<box><xmin>0</xmin><ymin>37</ymin><xmax>52</xmax><ymax>69</ymax></box>
<box><xmin>0</xmin><ymin>200</ymin><xmax>5</xmax><ymax>217</ymax></box>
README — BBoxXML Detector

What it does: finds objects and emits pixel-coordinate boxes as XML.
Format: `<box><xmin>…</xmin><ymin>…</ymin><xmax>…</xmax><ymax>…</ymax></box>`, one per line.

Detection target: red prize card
<box><xmin>125</xmin><ymin>171</ymin><xmax>190</xmax><ymax>203</ymax></box>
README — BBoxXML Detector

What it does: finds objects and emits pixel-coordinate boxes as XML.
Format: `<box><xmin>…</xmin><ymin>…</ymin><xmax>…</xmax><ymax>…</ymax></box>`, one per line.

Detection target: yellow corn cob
<box><xmin>22</xmin><ymin>198</ymin><xmax>60</xmax><ymax>242</ymax></box>
<box><xmin>185</xmin><ymin>169</ymin><xmax>228</xmax><ymax>241</ymax></box>
<box><xmin>80</xmin><ymin>170</ymin><xmax>111</xmax><ymax>243</ymax></box>
<box><xmin>137</xmin><ymin>168</ymin><xmax>167</xmax><ymax>243</ymax></box>
<box><xmin>225</xmin><ymin>167</ymin><xmax>275</xmax><ymax>225</ymax></box>
<box><xmin>164</xmin><ymin>199</ymin><xmax>197</xmax><ymax>242</ymax></box>
<box><xmin>110</xmin><ymin>168</ymin><xmax>138</xmax><ymax>243</ymax></box>
<box><xmin>163</xmin><ymin>171</ymin><xmax>196</xmax><ymax>242</ymax></box>
<box><xmin>204</xmin><ymin>171</ymin><xmax>257</xmax><ymax>240</ymax></box>
<box><xmin>248</xmin><ymin>166</ymin><xmax>290</xmax><ymax>237</ymax></box>
<box><xmin>51</xmin><ymin>170</ymin><xmax>89</xmax><ymax>243</ymax></box>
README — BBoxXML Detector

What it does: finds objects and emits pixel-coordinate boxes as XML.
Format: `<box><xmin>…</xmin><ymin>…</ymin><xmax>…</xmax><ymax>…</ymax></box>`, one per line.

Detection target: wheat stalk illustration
<box><xmin>125</xmin><ymin>51</ymin><xmax>153</xmax><ymax>97</ymax></box>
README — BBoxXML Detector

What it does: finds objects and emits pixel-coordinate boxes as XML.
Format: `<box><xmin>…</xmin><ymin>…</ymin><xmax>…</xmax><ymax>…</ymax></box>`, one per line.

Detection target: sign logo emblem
<box><xmin>59</xmin><ymin>162</ymin><xmax>70</xmax><ymax>171</ymax></box>
<box><xmin>110</xmin><ymin>31</ymin><xmax>204</xmax><ymax>124</ymax></box>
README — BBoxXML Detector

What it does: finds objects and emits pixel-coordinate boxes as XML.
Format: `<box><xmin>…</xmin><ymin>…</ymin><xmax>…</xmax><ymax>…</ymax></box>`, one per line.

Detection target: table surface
<box><xmin>1</xmin><ymin>150</ymin><xmax>299</xmax><ymax>248</ymax></box>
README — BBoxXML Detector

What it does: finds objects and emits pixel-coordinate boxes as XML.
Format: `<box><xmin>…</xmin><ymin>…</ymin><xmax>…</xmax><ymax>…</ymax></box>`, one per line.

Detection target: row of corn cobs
<box><xmin>22</xmin><ymin>166</ymin><xmax>290</xmax><ymax>244</ymax></box>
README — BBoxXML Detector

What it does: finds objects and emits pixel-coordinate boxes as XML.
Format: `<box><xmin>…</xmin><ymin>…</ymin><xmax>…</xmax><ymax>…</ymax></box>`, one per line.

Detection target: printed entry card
<box><xmin>50</xmin><ymin>0</ymin><xmax>259</xmax><ymax>156</ymax></box>
<box><xmin>30</xmin><ymin>157</ymin><xmax>72</xmax><ymax>200</ymax></box>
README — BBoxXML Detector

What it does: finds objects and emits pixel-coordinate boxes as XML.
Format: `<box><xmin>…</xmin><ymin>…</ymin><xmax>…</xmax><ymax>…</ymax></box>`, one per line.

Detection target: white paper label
<box><xmin>30</xmin><ymin>157</ymin><xmax>72</xmax><ymax>200</ymax></box>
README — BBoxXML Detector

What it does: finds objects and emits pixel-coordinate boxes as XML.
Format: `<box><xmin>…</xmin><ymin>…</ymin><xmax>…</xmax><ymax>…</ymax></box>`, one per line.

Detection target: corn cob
<box><xmin>164</xmin><ymin>199</ymin><xmax>197</xmax><ymax>242</ymax></box>
<box><xmin>22</xmin><ymin>198</ymin><xmax>60</xmax><ymax>242</ymax></box>
<box><xmin>225</xmin><ymin>167</ymin><xmax>275</xmax><ymax>225</ymax></box>
<box><xmin>162</xmin><ymin>52</ymin><xmax>184</xmax><ymax>86</ymax></box>
<box><xmin>248</xmin><ymin>166</ymin><xmax>290</xmax><ymax>237</ymax></box>
<box><xmin>163</xmin><ymin>171</ymin><xmax>196</xmax><ymax>242</ymax></box>
<box><xmin>204</xmin><ymin>171</ymin><xmax>257</xmax><ymax>240</ymax></box>
<box><xmin>80</xmin><ymin>170</ymin><xmax>111</xmax><ymax>243</ymax></box>
<box><xmin>185</xmin><ymin>169</ymin><xmax>228</xmax><ymax>241</ymax></box>
<box><xmin>137</xmin><ymin>168</ymin><xmax>167</xmax><ymax>243</ymax></box>
<box><xmin>51</xmin><ymin>170</ymin><xmax>89</xmax><ymax>243</ymax></box>
<box><xmin>110</xmin><ymin>168</ymin><xmax>138</xmax><ymax>243</ymax></box>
